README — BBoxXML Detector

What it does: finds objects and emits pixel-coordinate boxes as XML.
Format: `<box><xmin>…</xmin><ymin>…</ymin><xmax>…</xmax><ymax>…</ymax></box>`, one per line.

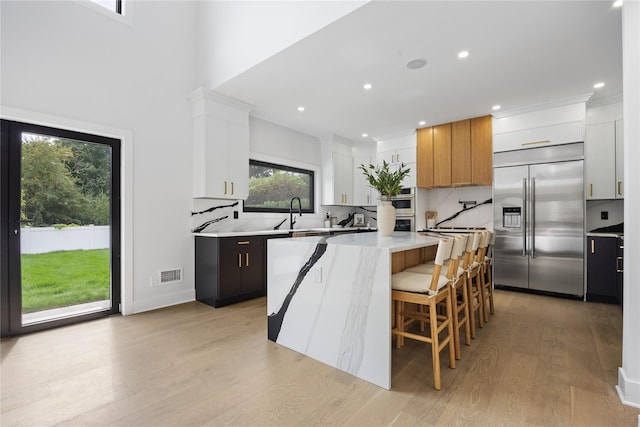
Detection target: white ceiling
<box><xmin>213</xmin><ymin>1</ymin><xmax>623</xmax><ymax>143</ymax></box>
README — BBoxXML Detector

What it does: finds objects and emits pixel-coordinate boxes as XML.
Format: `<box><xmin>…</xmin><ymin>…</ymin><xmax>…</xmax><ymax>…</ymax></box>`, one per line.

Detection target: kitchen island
<box><xmin>267</xmin><ymin>231</ymin><xmax>440</xmax><ymax>389</ymax></box>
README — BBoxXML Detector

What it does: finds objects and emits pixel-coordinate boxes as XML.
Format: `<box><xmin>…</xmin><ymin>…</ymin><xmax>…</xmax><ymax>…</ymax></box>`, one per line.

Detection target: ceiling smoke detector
<box><xmin>406</xmin><ymin>58</ymin><xmax>427</xmax><ymax>70</ymax></box>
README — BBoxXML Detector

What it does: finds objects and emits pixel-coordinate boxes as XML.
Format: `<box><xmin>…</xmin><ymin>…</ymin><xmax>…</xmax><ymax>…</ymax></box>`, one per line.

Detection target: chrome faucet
<box><xmin>289</xmin><ymin>197</ymin><xmax>302</xmax><ymax>229</ymax></box>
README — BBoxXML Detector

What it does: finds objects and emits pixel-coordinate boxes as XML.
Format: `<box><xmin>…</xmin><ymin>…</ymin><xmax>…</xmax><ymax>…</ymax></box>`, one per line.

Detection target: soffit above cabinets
<box><xmin>212</xmin><ymin>1</ymin><xmax>622</xmax><ymax>144</ymax></box>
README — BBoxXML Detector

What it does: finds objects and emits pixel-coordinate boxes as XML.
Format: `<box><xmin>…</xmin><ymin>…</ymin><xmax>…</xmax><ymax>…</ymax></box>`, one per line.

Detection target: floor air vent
<box><xmin>159</xmin><ymin>268</ymin><xmax>183</xmax><ymax>285</ymax></box>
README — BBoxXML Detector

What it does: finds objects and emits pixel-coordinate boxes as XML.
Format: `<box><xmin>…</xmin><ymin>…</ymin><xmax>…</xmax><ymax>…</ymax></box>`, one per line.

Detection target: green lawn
<box><xmin>21</xmin><ymin>249</ymin><xmax>110</xmax><ymax>313</ymax></box>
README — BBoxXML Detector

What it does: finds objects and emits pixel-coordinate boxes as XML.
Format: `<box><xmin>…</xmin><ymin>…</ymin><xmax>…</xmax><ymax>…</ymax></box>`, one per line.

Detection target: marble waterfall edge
<box><xmin>267</xmin><ymin>237</ymin><xmax>391</xmax><ymax>389</ymax></box>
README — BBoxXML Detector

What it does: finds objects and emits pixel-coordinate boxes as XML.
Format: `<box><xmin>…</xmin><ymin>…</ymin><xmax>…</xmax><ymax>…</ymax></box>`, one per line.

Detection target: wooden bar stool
<box><xmin>391</xmin><ymin>237</ymin><xmax>456</xmax><ymax>390</ymax></box>
<box><xmin>405</xmin><ymin>234</ymin><xmax>470</xmax><ymax>360</ymax></box>
<box><xmin>465</xmin><ymin>232</ymin><xmax>484</xmax><ymax>337</ymax></box>
<box><xmin>481</xmin><ymin>230</ymin><xmax>495</xmax><ymax>320</ymax></box>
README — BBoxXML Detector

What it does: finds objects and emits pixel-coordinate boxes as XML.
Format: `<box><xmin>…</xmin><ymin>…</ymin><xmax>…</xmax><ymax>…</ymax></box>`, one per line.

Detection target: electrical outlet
<box><xmin>233</xmin><ymin>211</ymin><xmax>238</xmax><ymax>219</ymax></box>
<box><xmin>601</xmin><ymin>211</ymin><xmax>608</xmax><ymax>220</ymax></box>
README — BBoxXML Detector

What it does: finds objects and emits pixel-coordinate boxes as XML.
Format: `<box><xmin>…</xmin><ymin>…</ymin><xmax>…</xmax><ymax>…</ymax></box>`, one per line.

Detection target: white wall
<box><xmin>1</xmin><ymin>1</ymin><xmax>199</xmax><ymax>314</ymax></box>
<box><xmin>197</xmin><ymin>1</ymin><xmax>367</xmax><ymax>89</ymax></box>
<box><xmin>618</xmin><ymin>0</ymin><xmax>640</xmax><ymax>410</ymax></box>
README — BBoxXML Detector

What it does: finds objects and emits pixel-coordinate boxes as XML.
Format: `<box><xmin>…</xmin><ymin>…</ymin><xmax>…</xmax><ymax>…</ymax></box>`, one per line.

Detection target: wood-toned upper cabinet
<box><xmin>433</xmin><ymin>123</ymin><xmax>452</xmax><ymax>187</ymax></box>
<box><xmin>417</xmin><ymin>127</ymin><xmax>434</xmax><ymax>189</ymax></box>
<box><xmin>416</xmin><ymin>115</ymin><xmax>492</xmax><ymax>189</ymax></box>
<box><xmin>451</xmin><ymin>119</ymin><xmax>471</xmax><ymax>186</ymax></box>
<box><xmin>470</xmin><ymin>115</ymin><xmax>493</xmax><ymax>186</ymax></box>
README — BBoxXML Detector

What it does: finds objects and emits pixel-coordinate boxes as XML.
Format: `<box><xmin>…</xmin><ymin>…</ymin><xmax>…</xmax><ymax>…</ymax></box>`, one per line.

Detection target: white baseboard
<box><xmin>131</xmin><ymin>289</ymin><xmax>195</xmax><ymax>314</ymax></box>
<box><xmin>617</xmin><ymin>367</ymin><xmax>640</xmax><ymax>409</ymax></box>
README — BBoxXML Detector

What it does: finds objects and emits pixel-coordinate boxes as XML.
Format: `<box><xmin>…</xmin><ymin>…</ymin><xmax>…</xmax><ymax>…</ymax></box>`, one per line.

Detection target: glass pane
<box><xmin>245</xmin><ymin>161</ymin><xmax>313</xmax><ymax>212</ymax></box>
<box><xmin>20</xmin><ymin>132</ymin><xmax>112</xmax><ymax>325</ymax></box>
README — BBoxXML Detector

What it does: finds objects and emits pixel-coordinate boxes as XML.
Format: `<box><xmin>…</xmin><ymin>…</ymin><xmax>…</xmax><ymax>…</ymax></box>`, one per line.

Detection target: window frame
<box><xmin>243</xmin><ymin>159</ymin><xmax>315</xmax><ymax>214</ymax></box>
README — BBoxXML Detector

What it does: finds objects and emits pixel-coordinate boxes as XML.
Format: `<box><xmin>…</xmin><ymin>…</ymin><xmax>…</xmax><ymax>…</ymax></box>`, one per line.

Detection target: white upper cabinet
<box><xmin>584</xmin><ymin>102</ymin><xmax>624</xmax><ymax>200</ymax></box>
<box><xmin>353</xmin><ymin>153</ymin><xmax>377</xmax><ymax>206</ymax></box>
<box><xmin>190</xmin><ymin>88</ymin><xmax>252</xmax><ymax>199</ymax></box>
<box><xmin>492</xmin><ymin>97</ymin><xmax>589</xmax><ymax>153</ymax></box>
<box><xmin>585</xmin><ymin>122</ymin><xmax>616</xmax><ymax>199</ymax></box>
<box><xmin>321</xmin><ymin>136</ymin><xmax>354</xmax><ymax>206</ymax></box>
<box><xmin>378</xmin><ymin>146</ymin><xmax>416</xmax><ymax>166</ymax></box>
<box><xmin>376</xmin><ymin>132</ymin><xmax>417</xmax><ymax>188</ymax></box>
<box><xmin>585</xmin><ymin>119</ymin><xmax>624</xmax><ymax>200</ymax></box>
<box><xmin>332</xmin><ymin>151</ymin><xmax>354</xmax><ymax>205</ymax></box>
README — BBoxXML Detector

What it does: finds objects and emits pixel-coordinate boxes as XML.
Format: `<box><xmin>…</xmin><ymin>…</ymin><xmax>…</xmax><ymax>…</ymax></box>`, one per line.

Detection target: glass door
<box><xmin>1</xmin><ymin>120</ymin><xmax>121</xmax><ymax>336</ymax></box>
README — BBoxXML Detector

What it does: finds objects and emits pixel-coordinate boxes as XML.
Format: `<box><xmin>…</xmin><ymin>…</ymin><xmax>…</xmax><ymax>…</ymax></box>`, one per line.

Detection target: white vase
<box><xmin>377</xmin><ymin>201</ymin><xmax>396</xmax><ymax>236</ymax></box>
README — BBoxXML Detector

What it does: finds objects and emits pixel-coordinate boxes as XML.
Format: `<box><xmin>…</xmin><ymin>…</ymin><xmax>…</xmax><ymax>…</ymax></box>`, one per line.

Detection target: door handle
<box><xmin>522</xmin><ymin>178</ymin><xmax>527</xmax><ymax>257</ymax></box>
<box><xmin>231</xmin><ymin>182</ymin><xmax>234</xmax><ymax>195</ymax></box>
<box><xmin>591</xmin><ymin>239</ymin><xmax>595</xmax><ymax>254</ymax></box>
<box><xmin>238</xmin><ymin>253</ymin><xmax>242</xmax><ymax>268</ymax></box>
<box><xmin>246</xmin><ymin>253</ymin><xmax>249</xmax><ymax>267</ymax></box>
<box><xmin>224</xmin><ymin>181</ymin><xmax>228</xmax><ymax>195</ymax></box>
<box><xmin>618</xmin><ymin>181</ymin><xmax>622</xmax><ymax>196</ymax></box>
<box><xmin>531</xmin><ymin>177</ymin><xmax>536</xmax><ymax>258</ymax></box>
<box><xmin>589</xmin><ymin>183</ymin><xmax>593</xmax><ymax>197</ymax></box>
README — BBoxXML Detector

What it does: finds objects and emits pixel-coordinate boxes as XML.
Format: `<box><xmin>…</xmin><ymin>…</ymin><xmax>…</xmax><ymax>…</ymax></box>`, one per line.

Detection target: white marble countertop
<box><xmin>272</xmin><ymin>231</ymin><xmax>440</xmax><ymax>253</ymax></box>
<box><xmin>194</xmin><ymin>227</ymin><xmax>376</xmax><ymax>238</ymax></box>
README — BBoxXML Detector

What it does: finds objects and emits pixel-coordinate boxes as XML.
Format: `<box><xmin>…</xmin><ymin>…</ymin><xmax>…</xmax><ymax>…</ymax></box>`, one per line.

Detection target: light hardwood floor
<box><xmin>1</xmin><ymin>290</ymin><xmax>639</xmax><ymax>426</ymax></box>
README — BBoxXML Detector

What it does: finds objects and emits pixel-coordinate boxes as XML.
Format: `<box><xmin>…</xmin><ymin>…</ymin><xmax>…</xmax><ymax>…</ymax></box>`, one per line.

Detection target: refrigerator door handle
<box><xmin>531</xmin><ymin>177</ymin><xmax>536</xmax><ymax>258</ymax></box>
<box><xmin>522</xmin><ymin>178</ymin><xmax>527</xmax><ymax>257</ymax></box>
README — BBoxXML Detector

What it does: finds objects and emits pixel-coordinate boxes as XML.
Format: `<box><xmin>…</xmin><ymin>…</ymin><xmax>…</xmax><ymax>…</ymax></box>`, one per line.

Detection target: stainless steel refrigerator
<box><xmin>493</xmin><ymin>143</ymin><xmax>584</xmax><ymax>297</ymax></box>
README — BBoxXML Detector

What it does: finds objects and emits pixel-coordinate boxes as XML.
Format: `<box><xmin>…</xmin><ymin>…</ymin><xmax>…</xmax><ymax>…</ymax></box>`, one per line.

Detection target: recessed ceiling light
<box><xmin>363</xmin><ymin>83</ymin><xmax>373</xmax><ymax>90</ymax></box>
<box><xmin>362</xmin><ymin>133</ymin><xmax>368</xmax><ymax>138</ymax></box>
<box><xmin>492</xmin><ymin>105</ymin><xmax>501</xmax><ymax>111</ymax></box>
<box><xmin>297</xmin><ymin>106</ymin><xmax>305</xmax><ymax>112</ymax></box>
<box><xmin>613</xmin><ymin>0</ymin><xmax>623</xmax><ymax>7</ymax></box>
<box><xmin>593</xmin><ymin>82</ymin><xmax>605</xmax><ymax>89</ymax></box>
<box><xmin>418</xmin><ymin>121</ymin><xmax>426</xmax><ymax>126</ymax></box>
<box><xmin>458</xmin><ymin>50</ymin><xmax>470</xmax><ymax>59</ymax></box>
<box><xmin>406</xmin><ymin>58</ymin><xmax>427</xmax><ymax>70</ymax></box>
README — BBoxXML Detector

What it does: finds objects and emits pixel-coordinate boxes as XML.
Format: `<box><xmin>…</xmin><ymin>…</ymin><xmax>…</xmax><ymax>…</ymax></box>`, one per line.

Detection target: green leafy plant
<box><xmin>359</xmin><ymin>161</ymin><xmax>411</xmax><ymax>200</ymax></box>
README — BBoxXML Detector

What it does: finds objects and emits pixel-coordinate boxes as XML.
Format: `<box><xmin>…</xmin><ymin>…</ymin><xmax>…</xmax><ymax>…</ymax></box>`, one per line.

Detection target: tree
<box><xmin>21</xmin><ymin>137</ymin><xmax>89</xmax><ymax>226</ymax></box>
<box><xmin>60</xmin><ymin>138</ymin><xmax>111</xmax><ymax>197</ymax></box>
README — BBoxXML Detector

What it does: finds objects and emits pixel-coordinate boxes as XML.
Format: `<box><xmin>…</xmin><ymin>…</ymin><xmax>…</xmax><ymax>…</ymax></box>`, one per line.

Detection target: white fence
<box><xmin>20</xmin><ymin>226</ymin><xmax>110</xmax><ymax>254</ymax></box>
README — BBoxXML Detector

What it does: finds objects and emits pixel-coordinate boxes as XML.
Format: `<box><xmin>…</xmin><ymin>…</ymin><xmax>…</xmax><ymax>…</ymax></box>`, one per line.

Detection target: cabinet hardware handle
<box><xmin>617</xmin><ymin>181</ymin><xmax>622</xmax><ymax>196</ymax></box>
<box><xmin>224</xmin><ymin>181</ymin><xmax>228</xmax><ymax>194</ymax></box>
<box><xmin>237</xmin><ymin>241</ymin><xmax>250</xmax><ymax>245</ymax></box>
<box><xmin>591</xmin><ymin>239</ymin><xmax>595</xmax><ymax>254</ymax></box>
<box><xmin>367</xmin><ymin>194</ymin><xmax>370</xmax><ymax>204</ymax></box>
<box><xmin>231</xmin><ymin>182</ymin><xmax>234</xmax><ymax>195</ymax></box>
<box><xmin>521</xmin><ymin>140</ymin><xmax>551</xmax><ymax>147</ymax></box>
<box><xmin>238</xmin><ymin>253</ymin><xmax>242</xmax><ymax>267</ymax></box>
<box><xmin>246</xmin><ymin>253</ymin><xmax>249</xmax><ymax>267</ymax></box>
<box><xmin>589</xmin><ymin>183</ymin><xmax>593</xmax><ymax>197</ymax></box>
<box><xmin>616</xmin><ymin>256</ymin><xmax>623</xmax><ymax>273</ymax></box>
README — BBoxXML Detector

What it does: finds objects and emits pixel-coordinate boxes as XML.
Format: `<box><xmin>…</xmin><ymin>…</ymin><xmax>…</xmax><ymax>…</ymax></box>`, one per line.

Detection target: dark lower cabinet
<box><xmin>586</xmin><ymin>235</ymin><xmax>620</xmax><ymax>304</ymax></box>
<box><xmin>196</xmin><ymin>236</ymin><xmax>267</xmax><ymax>308</ymax></box>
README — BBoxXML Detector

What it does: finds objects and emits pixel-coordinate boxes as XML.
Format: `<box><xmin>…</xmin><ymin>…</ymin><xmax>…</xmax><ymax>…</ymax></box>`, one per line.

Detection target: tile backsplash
<box><xmin>420</xmin><ymin>186</ymin><xmax>493</xmax><ymax>229</ymax></box>
<box><xmin>586</xmin><ymin>199</ymin><xmax>624</xmax><ymax>231</ymax></box>
<box><xmin>191</xmin><ymin>199</ymin><xmax>378</xmax><ymax>233</ymax></box>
